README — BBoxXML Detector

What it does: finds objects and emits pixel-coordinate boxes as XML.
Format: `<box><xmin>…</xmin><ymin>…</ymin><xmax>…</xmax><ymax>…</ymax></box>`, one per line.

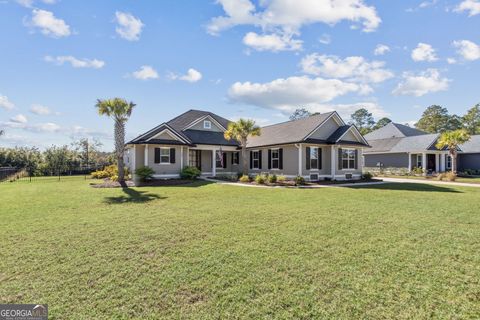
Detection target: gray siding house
<box><xmin>363</xmin><ymin>122</ymin><xmax>480</xmax><ymax>173</ymax></box>
<box><xmin>125</xmin><ymin>109</ymin><xmax>370</xmax><ymax>181</ymax></box>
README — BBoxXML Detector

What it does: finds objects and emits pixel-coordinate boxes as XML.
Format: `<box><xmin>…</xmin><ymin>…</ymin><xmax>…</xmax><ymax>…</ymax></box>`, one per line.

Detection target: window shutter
<box><xmin>223</xmin><ymin>153</ymin><xmax>227</xmax><ymax>168</ymax></box>
<box><xmin>354</xmin><ymin>149</ymin><xmax>358</xmax><ymax>169</ymax></box>
<box><xmin>250</xmin><ymin>151</ymin><xmax>253</xmax><ymax>169</ymax></box>
<box><xmin>268</xmin><ymin>149</ymin><xmax>272</xmax><ymax>169</ymax></box>
<box><xmin>154</xmin><ymin>148</ymin><xmax>160</xmax><ymax>163</ymax></box>
<box><xmin>279</xmin><ymin>148</ymin><xmax>283</xmax><ymax>170</ymax></box>
<box><xmin>231</xmin><ymin>152</ymin><xmax>234</xmax><ymax>164</ymax></box>
<box><xmin>338</xmin><ymin>148</ymin><xmax>342</xmax><ymax>170</ymax></box>
<box><xmin>306</xmin><ymin>147</ymin><xmax>311</xmax><ymax>170</ymax></box>
<box><xmin>258</xmin><ymin>150</ymin><xmax>262</xmax><ymax>169</ymax></box>
<box><xmin>170</xmin><ymin>148</ymin><xmax>176</xmax><ymax>164</ymax></box>
<box><xmin>318</xmin><ymin>148</ymin><xmax>322</xmax><ymax>169</ymax></box>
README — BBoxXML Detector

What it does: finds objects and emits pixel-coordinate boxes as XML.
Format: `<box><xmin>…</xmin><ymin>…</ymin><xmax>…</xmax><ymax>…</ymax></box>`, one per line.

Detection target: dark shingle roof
<box><xmin>365</xmin><ymin>134</ymin><xmax>440</xmax><ymax>153</ymax></box>
<box><xmin>247</xmin><ymin>112</ymin><xmax>335</xmax><ymax>148</ymax></box>
<box><xmin>167</xmin><ymin>109</ymin><xmax>230</xmax><ymax>132</ymax></box>
<box><xmin>364</xmin><ymin>122</ymin><xmax>427</xmax><ymax>140</ymax></box>
<box><xmin>327</xmin><ymin>125</ymin><xmax>352</xmax><ymax>143</ymax></box>
<box><xmin>183</xmin><ymin>130</ymin><xmax>239</xmax><ymax>146</ymax></box>
<box><xmin>460</xmin><ymin>135</ymin><xmax>480</xmax><ymax>153</ymax></box>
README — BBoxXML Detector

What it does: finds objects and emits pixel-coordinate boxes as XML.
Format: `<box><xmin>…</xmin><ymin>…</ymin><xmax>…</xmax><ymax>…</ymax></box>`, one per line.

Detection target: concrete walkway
<box><xmin>380</xmin><ymin>177</ymin><xmax>480</xmax><ymax>188</ymax></box>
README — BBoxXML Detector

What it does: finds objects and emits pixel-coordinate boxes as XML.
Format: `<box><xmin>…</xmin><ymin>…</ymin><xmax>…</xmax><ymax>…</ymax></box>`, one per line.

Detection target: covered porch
<box><xmin>408</xmin><ymin>152</ymin><xmax>450</xmax><ymax>175</ymax></box>
<box><xmin>186</xmin><ymin>145</ymin><xmax>241</xmax><ymax>177</ymax></box>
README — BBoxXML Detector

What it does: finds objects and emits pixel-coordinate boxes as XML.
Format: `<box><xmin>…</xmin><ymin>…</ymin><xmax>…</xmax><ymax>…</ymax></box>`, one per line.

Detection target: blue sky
<box><xmin>0</xmin><ymin>0</ymin><xmax>479</xmax><ymax>150</ymax></box>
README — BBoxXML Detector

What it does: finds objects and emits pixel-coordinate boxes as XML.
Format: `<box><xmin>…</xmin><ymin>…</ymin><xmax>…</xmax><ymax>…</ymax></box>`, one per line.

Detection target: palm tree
<box><xmin>436</xmin><ymin>129</ymin><xmax>471</xmax><ymax>174</ymax></box>
<box><xmin>95</xmin><ymin>98</ymin><xmax>136</xmax><ymax>183</ymax></box>
<box><xmin>224</xmin><ymin>119</ymin><xmax>261</xmax><ymax>175</ymax></box>
<box><xmin>0</xmin><ymin>129</ymin><xmax>4</xmax><ymax>136</ymax></box>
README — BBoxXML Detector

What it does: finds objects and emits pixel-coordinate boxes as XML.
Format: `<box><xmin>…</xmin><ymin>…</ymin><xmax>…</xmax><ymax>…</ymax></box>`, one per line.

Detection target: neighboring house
<box><xmin>125</xmin><ymin>109</ymin><xmax>370</xmax><ymax>180</ymax></box>
<box><xmin>363</xmin><ymin>122</ymin><xmax>480</xmax><ymax>173</ymax></box>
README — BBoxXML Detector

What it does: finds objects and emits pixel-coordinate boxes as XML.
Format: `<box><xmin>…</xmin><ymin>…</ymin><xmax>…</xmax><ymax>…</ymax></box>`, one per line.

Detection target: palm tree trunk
<box><xmin>114</xmin><ymin>118</ymin><xmax>125</xmax><ymax>182</ymax></box>
<box><xmin>241</xmin><ymin>139</ymin><xmax>247</xmax><ymax>175</ymax></box>
<box><xmin>451</xmin><ymin>150</ymin><xmax>457</xmax><ymax>174</ymax></box>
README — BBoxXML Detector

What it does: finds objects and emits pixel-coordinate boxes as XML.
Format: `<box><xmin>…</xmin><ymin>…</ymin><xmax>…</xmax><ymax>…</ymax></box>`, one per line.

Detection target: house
<box><xmin>363</xmin><ymin>122</ymin><xmax>480</xmax><ymax>173</ymax></box>
<box><xmin>125</xmin><ymin>109</ymin><xmax>370</xmax><ymax>180</ymax></box>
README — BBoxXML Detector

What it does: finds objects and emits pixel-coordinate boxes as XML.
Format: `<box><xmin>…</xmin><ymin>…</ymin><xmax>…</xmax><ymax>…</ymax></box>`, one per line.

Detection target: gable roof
<box><xmin>364</xmin><ymin>122</ymin><xmax>427</xmax><ymax>140</ymax></box>
<box><xmin>366</xmin><ymin>133</ymin><xmax>441</xmax><ymax>153</ymax></box>
<box><xmin>168</xmin><ymin>109</ymin><xmax>230</xmax><ymax>132</ymax></box>
<box><xmin>459</xmin><ymin>135</ymin><xmax>480</xmax><ymax>153</ymax></box>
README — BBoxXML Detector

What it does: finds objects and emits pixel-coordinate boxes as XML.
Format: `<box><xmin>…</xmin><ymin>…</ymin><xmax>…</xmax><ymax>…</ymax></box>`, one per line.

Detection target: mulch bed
<box><xmin>90</xmin><ymin>178</ymin><xmax>196</xmax><ymax>188</ymax></box>
<box><xmin>90</xmin><ymin>180</ymin><xmax>136</xmax><ymax>188</ymax></box>
<box><xmin>212</xmin><ymin>177</ymin><xmax>382</xmax><ymax>187</ymax></box>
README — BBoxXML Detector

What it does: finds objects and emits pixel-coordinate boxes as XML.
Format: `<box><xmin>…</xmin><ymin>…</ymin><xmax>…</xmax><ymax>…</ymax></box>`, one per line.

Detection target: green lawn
<box><xmin>1</xmin><ymin>178</ymin><xmax>480</xmax><ymax>319</ymax></box>
<box><xmin>380</xmin><ymin>174</ymin><xmax>480</xmax><ymax>184</ymax></box>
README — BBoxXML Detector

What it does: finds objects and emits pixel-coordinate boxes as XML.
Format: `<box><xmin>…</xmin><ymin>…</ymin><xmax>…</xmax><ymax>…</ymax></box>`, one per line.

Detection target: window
<box><xmin>271</xmin><ymin>149</ymin><xmax>279</xmax><ymax>169</ymax></box>
<box><xmin>189</xmin><ymin>150</ymin><xmax>201</xmax><ymax>169</ymax></box>
<box><xmin>216</xmin><ymin>151</ymin><xmax>224</xmax><ymax>168</ymax></box>
<box><xmin>446</xmin><ymin>155</ymin><xmax>452</xmax><ymax>169</ymax></box>
<box><xmin>416</xmin><ymin>154</ymin><xmax>423</xmax><ymax>168</ymax></box>
<box><xmin>341</xmin><ymin>149</ymin><xmax>356</xmax><ymax>170</ymax></box>
<box><xmin>160</xmin><ymin>148</ymin><xmax>170</xmax><ymax>163</ymax></box>
<box><xmin>310</xmin><ymin>147</ymin><xmax>319</xmax><ymax>170</ymax></box>
<box><xmin>204</xmin><ymin>120</ymin><xmax>211</xmax><ymax>129</ymax></box>
<box><xmin>252</xmin><ymin>151</ymin><xmax>260</xmax><ymax>169</ymax></box>
<box><xmin>232</xmin><ymin>152</ymin><xmax>239</xmax><ymax>165</ymax></box>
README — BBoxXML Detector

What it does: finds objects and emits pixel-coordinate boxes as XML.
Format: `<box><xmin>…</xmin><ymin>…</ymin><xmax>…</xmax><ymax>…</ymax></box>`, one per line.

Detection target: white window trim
<box><xmin>232</xmin><ymin>152</ymin><xmax>239</xmax><ymax>165</ymax></box>
<box><xmin>416</xmin><ymin>154</ymin><xmax>422</xmax><ymax>168</ymax></box>
<box><xmin>309</xmin><ymin>146</ymin><xmax>319</xmax><ymax>171</ymax></box>
<box><xmin>446</xmin><ymin>154</ymin><xmax>452</xmax><ymax>169</ymax></box>
<box><xmin>252</xmin><ymin>150</ymin><xmax>260</xmax><ymax>169</ymax></box>
<box><xmin>160</xmin><ymin>147</ymin><xmax>171</xmax><ymax>164</ymax></box>
<box><xmin>204</xmin><ymin>120</ymin><xmax>211</xmax><ymax>129</ymax></box>
<box><xmin>271</xmin><ymin>148</ymin><xmax>280</xmax><ymax>170</ymax></box>
<box><xmin>215</xmin><ymin>151</ymin><xmax>224</xmax><ymax>168</ymax></box>
<box><xmin>341</xmin><ymin>148</ymin><xmax>356</xmax><ymax>171</ymax></box>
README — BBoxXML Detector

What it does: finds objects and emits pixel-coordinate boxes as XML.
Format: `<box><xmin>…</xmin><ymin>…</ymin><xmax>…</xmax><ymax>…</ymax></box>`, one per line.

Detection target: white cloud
<box><xmin>411</xmin><ymin>43</ymin><xmax>438</xmax><ymax>62</ymax></box>
<box><xmin>318</xmin><ymin>34</ymin><xmax>331</xmax><ymax>45</ymax></box>
<box><xmin>454</xmin><ymin>0</ymin><xmax>480</xmax><ymax>16</ymax></box>
<box><xmin>392</xmin><ymin>69</ymin><xmax>450</xmax><ymax>97</ymax></box>
<box><xmin>30</xmin><ymin>104</ymin><xmax>52</xmax><ymax>115</ymax></box>
<box><xmin>374</xmin><ymin>44</ymin><xmax>390</xmax><ymax>56</ymax></box>
<box><xmin>447</xmin><ymin>57</ymin><xmax>457</xmax><ymax>64</ymax></box>
<box><xmin>115</xmin><ymin>11</ymin><xmax>144</xmax><ymax>41</ymax></box>
<box><xmin>300</xmin><ymin>54</ymin><xmax>394</xmax><ymax>84</ymax></box>
<box><xmin>10</xmin><ymin>114</ymin><xmax>28</xmax><ymax>124</ymax></box>
<box><xmin>28</xmin><ymin>9</ymin><xmax>71</xmax><ymax>38</ymax></box>
<box><xmin>44</xmin><ymin>55</ymin><xmax>105</xmax><ymax>69</ymax></box>
<box><xmin>452</xmin><ymin>40</ymin><xmax>480</xmax><ymax>61</ymax></box>
<box><xmin>0</xmin><ymin>95</ymin><xmax>15</xmax><ymax>110</ymax></box>
<box><xmin>406</xmin><ymin>0</ymin><xmax>438</xmax><ymax>11</ymax></box>
<box><xmin>228</xmin><ymin>76</ymin><xmax>370</xmax><ymax>113</ymax></box>
<box><xmin>130</xmin><ymin>65</ymin><xmax>159</xmax><ymax>80</ymax></box>
<box><xmin>242</xmin><ymin>32</ymin><xmax>302</xmax><ymax>52</ymax></box>
<box><xmin>169</xmin><ymin>68</ymin><xmax>202</xmax><ymax>83</ymax></box>
<box><xmin>1</xmin><ymin>120</ymin><xmax>61</xmax><ymax>133</ymax></box>
<box><xmin>16</xmin><ymin>0</ymin><xmax>56</xmax><ymax>7</ymax></box>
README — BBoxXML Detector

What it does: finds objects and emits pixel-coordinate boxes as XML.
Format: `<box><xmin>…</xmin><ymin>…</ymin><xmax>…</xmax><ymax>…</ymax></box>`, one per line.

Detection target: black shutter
<box><xmin>306</xmin><ymin>147</ymin><xmax>311</xmax><ymax>170</ymax></box>
<box><xmin>318</xmin><ymin>148</ymin><xmax>322</xmax><ymax>169</ymax></box>
<box><xmin>258</xmin><ymin>150</ymin><xmax>262</xmax><ymax>169</ymax></box>
<box><xmin>223</xmin><ymin>153</ymin><xmax>227</xmax><ymax>168</ymax></box>
<box><xmin>279</xmin><ymin>148</ymin><xmax>283</xmax><ymax>170</ymax></box>
<box><xmin>268</xmin><ymin>149</ymin><xmax>272</xmax><ymax>169</ymax></box>
<box><xmin>250</xmin><ymin>151</ymin><xmax>253</xmax><ymax>169</ymax></box>
<box><xmin>231</xmin><ymin>152</ymin><xmax>234</xmax><ymax>164</ymax></box>
<box><xmin>154</xmin><ymin>148</ymin><xmax>160</xmax><ymax>163</ymax></box>
<box><xmin>170</xmin><ymin>148</ymin><xmax>176</xmax><ymax>164</ymax></box>
<box><xmin>338</xmin><ymin>148</ymin><xmax>342</xmax><ymax>170</ymax></box>
<box><xmin>354</xmin><ymin>149</ymin><xmax>358</xmax><ymax>169</ymax></box>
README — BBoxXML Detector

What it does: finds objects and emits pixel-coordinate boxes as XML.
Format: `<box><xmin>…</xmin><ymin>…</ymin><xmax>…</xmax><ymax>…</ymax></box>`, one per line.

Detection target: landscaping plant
<box><xmin>180</xmin><ymin>166</ymin><xmax>201</xmax><ymax>180</ymax></box>
<box><xmin>135</xmin><ymin>166</ymin><xmax>155</xmax><ymax>182</ymax></box>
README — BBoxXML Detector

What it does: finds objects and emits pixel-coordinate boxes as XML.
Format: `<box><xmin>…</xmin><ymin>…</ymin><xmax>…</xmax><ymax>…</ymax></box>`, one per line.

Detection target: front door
<box><xmin>189</xmin><ymin>150</ymin><xmax>201</xmax><ymax>170</ymax></box>
<box><xmin>427</xmin><ymin>154</ymin><xmax>436</xmax><ymax>172</ymax></box>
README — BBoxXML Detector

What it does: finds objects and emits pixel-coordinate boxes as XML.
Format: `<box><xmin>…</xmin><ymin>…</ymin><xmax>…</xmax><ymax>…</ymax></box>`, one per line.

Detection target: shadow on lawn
<box><xmin>347</xmin><ymin>182</ymin><xmax>463</xmax><ymax>193</ymax></box>
<box><xmin>103</xmin><ymin>187</ymin><xmax>166</xmax><ymax>204</ymax></box>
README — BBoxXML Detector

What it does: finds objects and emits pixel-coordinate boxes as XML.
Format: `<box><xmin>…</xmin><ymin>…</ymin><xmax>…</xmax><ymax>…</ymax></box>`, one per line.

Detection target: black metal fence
<box><xmin>0</xmin><ymin>166</ymin><xmax>104</xmax><ymax>183</ymax></box>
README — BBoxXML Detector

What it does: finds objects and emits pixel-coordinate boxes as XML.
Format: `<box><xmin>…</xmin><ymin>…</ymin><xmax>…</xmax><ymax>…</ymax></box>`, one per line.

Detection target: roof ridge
<box><xmin>259</xmin><ymin>111</ymin><xmax>334</xmax><ymax>129</ymax></box>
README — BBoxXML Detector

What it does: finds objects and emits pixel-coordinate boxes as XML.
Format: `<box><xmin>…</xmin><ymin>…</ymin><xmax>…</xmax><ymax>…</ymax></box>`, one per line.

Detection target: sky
<box><xmin>0</xmin><ymin>0</ymin><xmax>479</xmax><ymax>150</ymax></box>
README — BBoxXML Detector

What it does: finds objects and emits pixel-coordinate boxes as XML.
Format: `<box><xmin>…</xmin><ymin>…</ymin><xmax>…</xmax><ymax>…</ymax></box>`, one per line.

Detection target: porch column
<box><xmin>132</xmin><ymin>145</ymin><xmax>136</xmax><ymax>170</ymax></box>
<box><xmin>435</xmin><ymin>154</ymin><xmax>440</xmax><ymax>172</ymax></box>
<box><xmin>144</xmin><ymin>144</ymin><xmax>149</xmax><ymax>166</ymax></box>
<box><xmin>422</xmin><ymin>153</ymin><xmax>427</xmax><ymax>175</ymax></box>
<box><xmin>297</xmin><ymin>144</ymin><xmax>302</xmax><ymax>176</ymax></box>
<box><xmin>407</xmin><ymin>152</ymin><xmax>412</xmax><ymax>172</ymax></box>
<box><xmin>212</xmin><ymin>148</ymin><xmax>216</xmax><ymax>177</ymax></box>
<box><xmin>331</xmin><ymin>145</ymin><xmax>336</xmax><ymax>179</ymax></box>
<box><xmin>180</xmin><ymin>146</ymin><xmax>184</xmax><ymax>169</ymax></box>
<box><xmin>440</xmin><ymin>154</ymin><xmax>445</xmax><ymax>172</ymax></box>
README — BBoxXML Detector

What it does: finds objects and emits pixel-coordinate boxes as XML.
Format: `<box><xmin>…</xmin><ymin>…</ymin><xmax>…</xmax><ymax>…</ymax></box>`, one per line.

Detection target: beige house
<box><xmin>125</xmin><ymin>109</ymin><xmax>370</xmax><ymax>181</ymax></box>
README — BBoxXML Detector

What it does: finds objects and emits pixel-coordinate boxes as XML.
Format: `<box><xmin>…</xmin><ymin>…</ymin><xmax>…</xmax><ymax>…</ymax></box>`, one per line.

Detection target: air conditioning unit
<box><xmin>310</xmin><ymin>173</ymin><xmax>319</xmax><ymax>181</ymax></box>
<box><xmin>345</xmin><ymin>173</ymin><xmax>353</xmax><ymax>180</ymax></box>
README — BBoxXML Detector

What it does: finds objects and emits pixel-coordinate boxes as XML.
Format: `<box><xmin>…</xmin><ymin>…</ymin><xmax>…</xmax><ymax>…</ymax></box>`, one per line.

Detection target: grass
<box><xmin>1</xmin><ymin>177</ymin><xmax>480</xmax><ymax>319</ymax></box>
<box><xmin>380</xmin><ymin>174</ymin><xmax>480</xmax><ymax>184</ymax></box>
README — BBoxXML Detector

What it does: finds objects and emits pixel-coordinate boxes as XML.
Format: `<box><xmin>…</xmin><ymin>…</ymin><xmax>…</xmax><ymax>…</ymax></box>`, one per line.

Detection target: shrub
<box><xmin>239</xmin><ymin>175</ymin><xmax>250</xmax><ymax>183</ymax></box>
<box><xmin>362</xmin><ymin>172</ymin><xmax>373</xmax><ymax>180</ymax></box>
<box><xmin>277</xmin><ymin>175</ymin><xmax>286</xmax><ymax>183</ymax></box>
<box><xmin>255</xmin><ymin>174</ymin><xmax>266</xmax><ymax>184</ymax></box>
<box><xmin>411</xmin><ymin>167</ymin><xmax>424</xmax><ymax>175</ymax></box>
<box><xmin>294</xmin><ymin>175</ymin><xmax>305</xmax><ymax>185</ymax></box>
<box><xmin>135</xmin><ymin>166</ymin><xmax>155</xmax><ymax>182</ymax></box>
<box><xmin>267</xmin><ymin>174</ymin><xmax>277</xmax><ymax>184</ymax></box>
<box><xmin>110</xmin><ymin>174</ymin><xmax>118</xmax><ymax>182</ymax></box>
<box><xmin>91</xmin><ymin>164</ymin><xmax>128</xmax><ymax>179</ymax></box>
<box><xmin>446</xmin><ymin>172</ymin><xmax>457</xmax><ymax>182</ymax></box>
<box><xmin>436</xmin><ymin>173</ymin><xmax>446</xmax><ymax>181</ymax></box>
<box><xmin>180</xmin><ymin>166</ymin><xmax>201</xmax><ymax>180</ymax></box>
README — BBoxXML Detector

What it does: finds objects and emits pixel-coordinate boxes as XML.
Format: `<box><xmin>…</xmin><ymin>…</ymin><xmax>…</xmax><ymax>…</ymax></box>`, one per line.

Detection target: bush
<box><xmin>411</xmin><ymin>167</ymin><xmax>424</xmax><ymax>175</ymax></box>
<box><xmin>239</xmin><ymin>175</ymin><xmax>250</xmax><ymax>183</ymax></box>
<box><xmin>135</xmin><ymin>166</ymin><xmax>155</xmax><ymax>182</ymax></box>
<box><xmin>267</xmin><ymin>174</ymin><xmax>277</xmax><ymax>184</ymax></box>
<box><xmin>362</xmin><ymin>172</ymin><xmax>373</xmax><ymax>180</ymax></box>
<box><xmin>277</xmin><ymin>175</ymin><xmax>286</xmax><ymax>183</ymax></box>
<box><xmin>180</xmin><ymin>166</ymin><xmax>201</xmax><ymax>180</ymax></box>
<box><xmin>255</xmin><ymin>174</ymin><xmax>266</xmax><ymax>184</ymax></box>
<box><xmin>437</xmin><ymin>173</ymin><xmax>446</xmax><ymax>181</ymax></box>
<box><xmin>294</xmin><ymin>175</ymin><xmax>305</xmax><ymax>185</ymax></box>
<box><xmin>446</xmin><ymin>172</ymin><xmax>457</xmax><ymax>181</ymax></box>
<box><xmin>91</xmin><ymin>164</ymin><xmax>128</xmax><ymax>179</ymax></box>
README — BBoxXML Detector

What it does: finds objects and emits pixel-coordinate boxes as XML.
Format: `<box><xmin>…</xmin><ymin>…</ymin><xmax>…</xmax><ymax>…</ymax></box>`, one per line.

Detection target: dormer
<box><xmin>182</xmin><ymin>114</ymin><xmax>226</xmax><ymax>132</ymax></box>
